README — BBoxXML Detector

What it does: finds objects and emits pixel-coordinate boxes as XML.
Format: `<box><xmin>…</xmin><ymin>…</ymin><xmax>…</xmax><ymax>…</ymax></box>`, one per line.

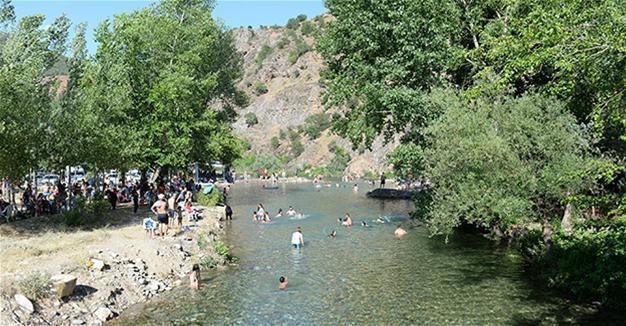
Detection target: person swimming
<box><xmin>352</xmin><ymin>184</ymin><xmax>359</xmax><ymax>192</ymax></box>
<box><xmin>276</xmin><ymin>208</ymin><xmax>283</xmax><ymax>217</ymax></box>
<box><xmin>279</xmin><ymin>276</ymin><xmax>288</xmax><ymax>290</ymax></box>
<box><xmin>342</xmin><ymin>213</ymin><xmax>353</xmax><ymax>226</ymax></box>
<box><xmin>394</xmin><ymin>225</ymin><xmax>408</xmax><ymax>237</ymax></box>
<box><xmin>361</xmin><ymin>221</ymin><xmax>370</xmax><ymax>227</ymax></box>
<box><xmin>286</xmin><ymin>206</ymin><xmax>296</xmax><ymax>216</ymax></box>
<box><xmin>329</xmin><ymin>230</ymin><xmax>337</xmax><ymax>237</ymax></box>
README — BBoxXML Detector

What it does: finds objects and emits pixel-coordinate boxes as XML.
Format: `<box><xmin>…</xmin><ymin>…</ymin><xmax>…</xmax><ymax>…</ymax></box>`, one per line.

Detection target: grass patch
<box><xmin>17</xmin><ymin>271</ymin><xmax>50</xmax><ymax>301</ymax></box>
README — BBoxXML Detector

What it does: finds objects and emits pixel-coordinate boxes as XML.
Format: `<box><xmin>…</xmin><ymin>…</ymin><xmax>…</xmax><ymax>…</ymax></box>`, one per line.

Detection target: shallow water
<box><xmin>114</xmin><ymin>183</ymin><xmax>624</xmax><ymax>325</ymax></box>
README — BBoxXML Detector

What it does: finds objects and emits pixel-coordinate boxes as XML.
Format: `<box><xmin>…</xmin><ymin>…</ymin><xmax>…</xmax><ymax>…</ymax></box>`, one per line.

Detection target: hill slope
<box><xmin>231</xmin><ymin>17</ymin><xmax>397</xmax><ymax>176</ymax></box>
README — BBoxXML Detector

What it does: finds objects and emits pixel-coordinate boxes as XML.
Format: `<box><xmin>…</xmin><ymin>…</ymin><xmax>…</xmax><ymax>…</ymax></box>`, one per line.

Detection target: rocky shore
<box><xmin>0</xmin><ymin>205</ymin><xmax>227</xmax><ymax>325</ymax></box>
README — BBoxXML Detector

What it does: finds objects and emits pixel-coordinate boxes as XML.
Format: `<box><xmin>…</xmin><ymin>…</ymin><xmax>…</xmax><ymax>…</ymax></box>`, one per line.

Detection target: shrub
<box><xmin>300</xmin><ymin>21</ymin><xmax>315</xmax><ymax>36</ymax></box>
<box><xmin>296</xmin><ymin>14</ymin><xmax>307</xmax><ymax>22</ymax></box>
<box><xmin>60</xmin><ymin>197</ymin><xmax>107</xmax><ymax>227</ymax></box>
<box><xmin>276</xmin><ymin>37</ymin><xmax>290</xmax><ymax>49</ymax></box>
<box><xmin>279</xmin><ymin>129</ymin><xmax>287</xmax><ymax>140</ymax></box>
<box><xmin>213</xmin><ymin>240</ymin><xmax>229</xmax><ymax>257</ymax></box>
<box><xmin>255</xmin><ymin>44</ymin><xmax>273</xmax><ymax>66</ymax></box>
<box><xmin>291</xmin><ymin>138</ymin><xmax>304</xmax><ymax>157</ymax></box>
<box><xmin>286</xmin><ymin>17</ymin><xmax>300</xmax><ymax>29</ymax></box>
<box><xmin>288</xmin><ymin>38</ymin><xmax>310</xmax><ymax>64</ymax></box>
<box><xmin>233</xmin><ymin>153</ymin><xmax>286</xmax><ymax>177</ymax></box>
<box><xmin>17</xmin><ymin>272</ymin><xmax>50</xmax><ymax>301</ymax></box>
<box><xmin>199</xmin><ymin>256</ymin><xmax>214</xmax><ymax>269</ymax></box>
<box><xmin>196</xmin><ymin>188</ymin><xmax>224</xmax><ymax>207</ymax></box>
<box><xmin>252</xmin><ymin>80</ymin><xmax>268</xmax><ymax>95</ymax></box>
<box><xmin>520</xmin><ymin>218</ymin><xmax>626</xmax><ymax>309</ymax></box>
<box><xmin>271</xmin><ymin>136</ymin><xmax>280</xmax><ymax>149</ymax></box>
<box><xmin>303</xmin><ymin>113</ymin><xmax>331</xmax><ymax>139</ymax></box>
<box><xmin>327</xmin><ymin>141</ymin><xmax>351</xmax><ymax>175</ymax></box>
<box><xmin>244</xmin><ymin>112</ymin><xmax>259</xmax><ymax>127</ymax></box>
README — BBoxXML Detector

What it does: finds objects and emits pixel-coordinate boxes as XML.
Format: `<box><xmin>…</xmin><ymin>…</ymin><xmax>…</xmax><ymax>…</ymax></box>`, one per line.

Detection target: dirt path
<box><xmin>0</xmin><ymin>203</ymin><xmax>227</xmax><ymax>325</ymax></box>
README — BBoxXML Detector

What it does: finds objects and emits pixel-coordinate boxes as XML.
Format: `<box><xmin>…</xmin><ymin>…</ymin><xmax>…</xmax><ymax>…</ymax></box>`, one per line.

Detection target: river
<box><xmin>114</xmin><ymin>182</ymin><xmax>623</xmax><ymax>325</ymax></box>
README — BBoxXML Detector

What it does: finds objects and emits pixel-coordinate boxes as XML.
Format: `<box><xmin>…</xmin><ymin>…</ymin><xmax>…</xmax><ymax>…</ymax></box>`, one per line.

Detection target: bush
<box><xmin>233</xmin><ymin>153</ymin><xmax>286</xmax><ymax>176</ymax></box>
<box><xmin>287</xmin><ymin>129</ymin><xmax>304</xmax><ymax>157</ymax></box>
<box><xmin>213</xmin><ymin>240</ymin><xmax>229</xmax><ymax>257</ymax></box>
<box><xmin>279</xmin><ymin>129</ymin><xmax>287</xmax><ymax>140</ymax></box>
<box><xmin>276</xmin><ymin>37</ymin><xmax>290</xmax><ymax>49</ymax></box>
<box><xmin>520</xmin><ymin>218</ymin><xmax>626</xmax><ymax>309</ymax></box>
<box><xmin>60</xmin><ymin>197</ymin><xmax>107</xmax><ymax>227</ymax></box>
<box><xmin>303</xmin><ymin>113</ymin><xmax>331</xmax><ymax>139</ymax></box>
<box><xmin>252</xmin><ymin>80</ymin><xmax>268</xmax><ymax>95</ymax></box>
<box><xmin>244</xmin><ymin>112</ymin><xmax>258</xmax><ymax>127</ymax></box>
<box><xmin>199</xmin><ymin>256</ymin><xmax>214</xmax><ymax>269</ymax></box>
<box><xmin>17</xmin><ymin>272</ymin><xmax>50</xmax><ymax>301</ymax></box>
<box><xmin>196</xmin><ymin>188</ymin><xmax>224</xmax><ymax>207</ymax></box>
<box><xmin>300</xmin><ymin>21</ymin><xmax>315</xmax><ymax>36</ymax></box>
<box><xmin>255</xmin><ymin>44</ymin><xmax>273</xmax><ymax>66</ymax></box>
<box><xmin>271</xmin><ymin>136</ymin><xmax>280</xmax><ymax>149</ymax></box>
<box><xmin>327</xmin><ymin>141</ymin><xmax>351</xmax><ymax>175</ymax></box>
<box><xmin>288</xmin><ymin>38</ymin><xmax>310</xmax><ymax>64</ymax></box>
<box><xmin>286</xmin><ymin>15</ymin><xmax>306</xmax><ymax>29</ymax></box>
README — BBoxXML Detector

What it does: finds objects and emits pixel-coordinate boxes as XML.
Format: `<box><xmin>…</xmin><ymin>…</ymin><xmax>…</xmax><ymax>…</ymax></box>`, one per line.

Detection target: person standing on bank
<box><xmin>380</xmin><ymin>172</ymin><xmax>386</xmax><ymax>188</ymax></box>
<box><xmin>151</xmin><ymin>194</ymin><xmax>169</xmax><ymax>238</ymax></box>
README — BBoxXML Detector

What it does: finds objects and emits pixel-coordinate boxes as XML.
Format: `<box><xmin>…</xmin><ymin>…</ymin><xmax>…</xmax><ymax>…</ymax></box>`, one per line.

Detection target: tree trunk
<box><xmin>561</xmin><ymin>202</ymin><xmax>573</xmax><ymax>234</ymax></box>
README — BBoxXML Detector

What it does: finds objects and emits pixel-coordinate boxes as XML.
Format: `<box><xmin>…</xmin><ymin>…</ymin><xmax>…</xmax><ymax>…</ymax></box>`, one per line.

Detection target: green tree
<box><xmin>252</xmin><ymin>80</ymin><xmax>268</xmax><ymax>95</ymax></box>
<box><xmin>425</xmin><ymin>93</ymin><xmax>592</xmax><ymax>237</ymax></box>
<box><xmin>255</xmin><ymin>44</ymin><xmax>272</xmax><ymax>66</ymax></box>
<box><xmin>86</xmin><ymin>0</ymin><xmax>245</xmax><ymax>172</ymax></box>
<box><xmin>302</xmin><ymin>113</ymin><xmax>331</xmax><ymax>139</ymax></box>
<box><xmin>0</xmin><ymin>7</ymin><xmax>70</xmax><ymax>181</ymax></box>
<box><xmin>244</xmin><ymin>112</ymin><xmax>258</xmax><ymax>127</ymax></box>
<box><xmin>270</xmin><ymin>136</ymin><xmax>280</xmax><ymax>149</ymax></box>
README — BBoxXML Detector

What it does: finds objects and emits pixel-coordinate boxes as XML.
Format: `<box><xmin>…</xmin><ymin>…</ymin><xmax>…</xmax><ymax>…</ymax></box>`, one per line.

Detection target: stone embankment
<box><xmin>0</xmin><ymin>206</ymin><xmax>227</xmax><ymax>326</ymax></box>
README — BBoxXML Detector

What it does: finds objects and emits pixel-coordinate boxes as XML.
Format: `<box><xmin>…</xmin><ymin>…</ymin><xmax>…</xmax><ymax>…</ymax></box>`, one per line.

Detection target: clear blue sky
<box><xmin>12</xmin><ymin>0</ymin><xmax>327</xmax><ymax>53</ymax></box>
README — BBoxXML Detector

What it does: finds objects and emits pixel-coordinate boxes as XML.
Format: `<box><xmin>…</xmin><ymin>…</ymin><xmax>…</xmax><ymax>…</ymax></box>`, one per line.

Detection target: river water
<box><xmin>114</xmin><ymin>182</ymin><xmax>623</xmax><ymax>325</ymax></box>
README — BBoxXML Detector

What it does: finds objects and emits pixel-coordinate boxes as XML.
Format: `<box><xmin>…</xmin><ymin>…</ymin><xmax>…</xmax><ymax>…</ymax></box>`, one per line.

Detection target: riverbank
<box><xmin>0</xmin><ymin>203</ymin><xmax>227</xmax><ymax>325</ymax></box>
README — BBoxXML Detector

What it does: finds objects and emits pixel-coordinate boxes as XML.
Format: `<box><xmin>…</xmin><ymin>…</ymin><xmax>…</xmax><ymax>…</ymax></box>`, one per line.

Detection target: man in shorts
<box><xmin>291</xmin><ymin>226</ymin><xmax>304</xmax><ymax>249</ymax></box>
<box><xmin>152</xmin><ymin>194</ymin><xmax>168</xmax><ymax>238</ymax></box>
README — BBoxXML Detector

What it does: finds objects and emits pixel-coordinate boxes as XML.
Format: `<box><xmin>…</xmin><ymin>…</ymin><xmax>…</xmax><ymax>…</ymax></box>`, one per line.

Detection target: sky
<box><xmin>12</xmin><ymin>0</ymin><xmax>327</xmax><ymax>53</ymax></box>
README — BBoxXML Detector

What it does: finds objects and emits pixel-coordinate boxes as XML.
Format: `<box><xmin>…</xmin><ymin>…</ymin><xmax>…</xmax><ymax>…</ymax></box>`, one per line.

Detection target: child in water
<box><xmin>190</xmin><ymin>264</ymin><xmax>200</xmax><ymax>289</ymax></box>
<box><xmin>279</xmin><ymin>276</ymin><xmax>288</xmax><ymax>290</ymax></box>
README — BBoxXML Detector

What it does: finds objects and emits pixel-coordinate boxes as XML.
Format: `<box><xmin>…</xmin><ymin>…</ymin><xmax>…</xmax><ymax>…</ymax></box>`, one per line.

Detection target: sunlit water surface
<box><xmin>114</xmin><ymin>183</ymin><xmax>624</xmax><ymax>325</ymax></box>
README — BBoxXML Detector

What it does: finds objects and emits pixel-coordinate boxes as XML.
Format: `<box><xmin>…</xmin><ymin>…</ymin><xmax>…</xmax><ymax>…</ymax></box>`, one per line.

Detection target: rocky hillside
<box><xmin>231</xmin><ymin>15</ymin><xmax>397</xmax><ymax>176</ymax></box>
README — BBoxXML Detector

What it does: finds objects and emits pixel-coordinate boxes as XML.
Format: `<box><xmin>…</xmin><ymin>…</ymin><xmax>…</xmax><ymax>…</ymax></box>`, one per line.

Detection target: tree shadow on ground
<box><xmin>0</xmin><ymin>203</ymin><xmax>149</xmax><ymax>238</ymax></box>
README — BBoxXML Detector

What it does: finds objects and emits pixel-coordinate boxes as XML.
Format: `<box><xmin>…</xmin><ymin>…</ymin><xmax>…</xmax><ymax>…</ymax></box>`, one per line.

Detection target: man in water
<box><xmin>291</xmin><ymin>226</ymin><xmax>304</xmax><ymax>249</ymax></box>
<box><xmin>394</xmin><ymin>225</ymin><xmax>408</xmax><ymax>237</ymax></box>
<box><xmin>151</xmin><ymin>194</ymin><xmax>169</xmax><ymax>238</ymax></box>
<box><xmin>279</xmin><ymin>276</ymin><xmax>288</xmax><ymax>290</ymax></box>
<box><xmin>286</xmin><ymin>206</ymin><xmax>296</xmax><ymax>216</ymax></box>
<box><xmin>328</xmin><ymin>230</ymin><xmax>337</xmax><ymax>238</ymax></box>
<box><xmin>342</xmin><ymin>213</ymin><xmax>353</xmax><ymax>226</ymax></box>
<box><xmin>352</xmin><ymin>184</ymin><xmax>359</xmax><ymax>192</ymax></box>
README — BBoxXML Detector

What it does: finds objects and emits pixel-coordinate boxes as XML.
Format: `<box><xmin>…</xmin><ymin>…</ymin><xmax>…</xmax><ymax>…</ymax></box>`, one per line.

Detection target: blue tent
<box><xmin>203</xmin><ymin>184</ymin><xmax>214</xmax><ymax>195</ymax></box>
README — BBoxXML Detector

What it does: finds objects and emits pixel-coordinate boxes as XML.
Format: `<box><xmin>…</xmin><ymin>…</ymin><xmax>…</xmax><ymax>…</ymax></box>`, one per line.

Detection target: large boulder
<box><xmin>366</xmin><ymin>188</ymin><xmax>415</xmax><ymax>200</ymax></box>
<box><xmin>50</xmin><ymin>274</ymin><xmax>77</xmax><ymax>298</ymax></box>
<box><xmin>14</xmin><ymin>294</ymin><xmax>34</xmax><ymax>314</ymax></box>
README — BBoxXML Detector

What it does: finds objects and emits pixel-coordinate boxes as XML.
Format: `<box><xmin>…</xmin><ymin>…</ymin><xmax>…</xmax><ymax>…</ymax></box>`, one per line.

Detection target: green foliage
<box><xmin>17</xmin><ymin>271</ymin><xmax>50</xmax><ymax>301</ymax></box>
<box><xmin>60</xmin><ymin>198</ymin><xmax>107</xmax><ymax>227</ymax></box>
<box><xmin>278</xmin><ymin>129</ymin><xmax>287</xmax><ymax>140</ymax></box>
<box><xmin>302</xmin><ymin>113</ymin><xmax>331</xmax><ymax>139</ymax></box>
<box><xmin>276</xmin><ymin>37</ymin><xmax>290</xmax><ymax>49</ymax></box>
<box><xmin>521</xmin><ymin>218</ymin><xmax>626</xmax><ymax>309</ymax></box>
<box><xmin>234</xmin><ymin>153</ymin><xmax>286</xmax><ymax>176</ymax></box>
<box><xmin>255</xmin><ymin>44</ymin><xmax>273</xmax><ymax>66</ymax></box>
<box><xmin>288</xmin><ymin>129</ymin><xmax>304</xmax><ymax>157</ymax></box>
<box><xmin>270</xmin><ymin>136</ymin><xmax>280</xmax><ymax>149</ymax></box>
<box><xmin>286</xmin><ymin>14</ymin><xmax>306</xmax><ymax>30</ymax></box>
<box><xmin>425</xmin><ymin>93</ymin><xmax>592</xmax><ymax>236</ymax></box>
<box><xmin>199</xmin><ymin>256</ymin><xmax>214</xmax><ymax>269</ymax></box>
<box><xmin>196</xmin><ymin>188</ymin><xmax>223</xmax><ymax>207</ymax></box>
<box><xmin>318</xmin><ymin>0</ymin><xmax>461</xmax><ymax>148</ymax></box>
<box><xmin>213</xmin><ymin>240</ymin><xmax>229</xmax><ymax>257</ymax></box>
<box><xmin>300</xmin><ymin>21</ymin><xmax>315</xmax><ymax>36</ymax></box>
<box><xmin>244</xmin><ymin>112</ymin><xmax>258</xmax><ymax>127</ymax></box>
<box><xmin>387</xmin><ymin>143</ymin><xmax>425</xmax><ymax>181</ymax></box>
<box><xmin>287</xmin><ymin>38</ymin><xmax>310</xmax><ymax>64</ymax></box>
<box><xmin>327</xmin><ymin>141</ymin><xmax>351</xmax><ymax>175</ymax></box>
<box><xmin>252</xmin><ymin>80</ymin><xmax>268</xmax><ymax>95</ymax></box>
<box><xmin>197</xmin><ymin>232</ymin><xmax>209</xmax><ymax>250</ymax></box>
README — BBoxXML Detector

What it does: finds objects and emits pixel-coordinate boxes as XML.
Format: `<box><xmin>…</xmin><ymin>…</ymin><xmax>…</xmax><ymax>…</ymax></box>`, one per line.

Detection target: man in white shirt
<box><xmin>291</xmin><ymin>226</ymin><xmax>304</xmax><ymax>249</ymax></box>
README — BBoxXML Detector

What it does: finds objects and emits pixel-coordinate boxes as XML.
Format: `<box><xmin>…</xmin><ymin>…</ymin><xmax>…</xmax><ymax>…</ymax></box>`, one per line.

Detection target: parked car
<box><xmin>70</xmin><ymin>166</ymin><xmax>86</xmax><ymax>183</ymax></box>
<box><xmin>105</xmin><ymin>172</ymin><xmax>120</xmax><ymax>186</ymax></box>
<box><xmin>41</xmin><ymin>174</ymin><xmax>60</xmax><ymax>185</ymax></box>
